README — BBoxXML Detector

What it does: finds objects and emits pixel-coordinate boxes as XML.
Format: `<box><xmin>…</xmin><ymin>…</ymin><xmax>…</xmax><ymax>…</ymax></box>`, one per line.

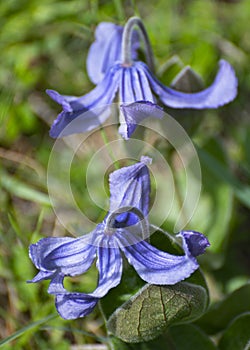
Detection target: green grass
<box><xmin>0</xmin><ymin>0</ymin><xmax>250</xmax><ymax>348</ymax></box>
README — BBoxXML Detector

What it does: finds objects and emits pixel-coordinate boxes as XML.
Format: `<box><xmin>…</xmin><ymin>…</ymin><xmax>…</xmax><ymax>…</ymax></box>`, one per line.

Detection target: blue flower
<box><xmin>46</xmin><ymin>19</ymin><xmax>237</xmax><ymax>139</ymax></box>
<box><xmin>47</xmin><ymin>58</ymin><xmax>237</xmax><ymax>139</ymax></box>
<box><xmin>28</xmin><ymin>156</ymin><xmax>210</xmax><ymax>319</ymax></box>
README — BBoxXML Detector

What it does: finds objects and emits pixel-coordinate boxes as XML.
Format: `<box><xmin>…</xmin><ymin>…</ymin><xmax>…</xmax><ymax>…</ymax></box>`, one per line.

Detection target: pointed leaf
<box><xmin>171</xmin><ymin>66</ymin><xmax>204</xmax><ymax>93</ymax></box>
<box><xmin>107</xmin><ymin>281</ymin><xmax>208</xmax><ymax>343</ymax></box>
<box><xmin>218</xmin><ymin>313</ymin><xmax>250</xmax><ymax>350</ymax></box>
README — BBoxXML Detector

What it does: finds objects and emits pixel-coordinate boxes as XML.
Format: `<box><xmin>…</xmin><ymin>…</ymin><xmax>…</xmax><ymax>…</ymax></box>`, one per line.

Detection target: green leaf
<box><xmin>110</xmin><ymin>324</ymin><xmax>216</xmax><ymax>350</ymax></box>
<box><xmin>107</xmin><ymin>281</ymin><xmax>208</xmax><ymax>343</ymax></box>
<box><xmin>218</xmin><ymin>313</ymin><xmax>250</xmax><ymax>350</ymax></box>
<box><xmin>168</xmin><ymin>324</ymin><xmax>217</xmax><ymax>350</ymax></box>
<box><xmin>197</xmin><ymin>283</ymin><xmax>250</xmax><ymax>335</ymax></box>
<box><xmin>101</xmin><ymin>261</ymin><xmax>145</xmax><ymax>320</ymax></box>
<box><xmin>101</xmin><ymin>228</ymin><xmax>185</xmax><ymax>320</ymax></box>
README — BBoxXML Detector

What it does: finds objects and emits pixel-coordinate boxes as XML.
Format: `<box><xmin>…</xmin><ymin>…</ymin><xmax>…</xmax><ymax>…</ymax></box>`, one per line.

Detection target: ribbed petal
<box><xmin>109</xmin><ymin>156</ymin><xmax>151</xmax><ymax>227</ymax></box>
<box><xmin>55</xmin><ymin>293</ymin><xmax>98</xmax><ymax>320</ymax></box>
<box><xmin>118</xmin><ymin>230</ymin><xmax>209</xmax><ymax>285</ymax></box>
<box><xmin>119</xmin><ymin>67</ymin><xmax>137</xmax><ymax>104</ymax></box>
<box><xmin>120</xmin><ymin>101</ymin><xmax>164</xmax><ymax>139</ymax></box>
<box><xmin>49</xmin><ymin>107</ymin><xmax>112</xmax><ymax>138</ymax></box>
<box><xmin>87</xmin><ymin>23</ymin><xmax>123</xmax><ymax>84</ymax></box>
<box><xmin>118</xmin><ymin>65</ymin><xmax>158</xmax><ymax>138</ymax></box>
<box><xmin>29</xmin><ymin>236</ymin><xmax>78</xmax><ymax>270</ymax></box>
<box><xmin>29</xmin><ymin>234</ymin><xmax>96</xmax><ymax>277</ymax></box>
<box><xmin>47</xmin><ymin>64</ymin><xmax>121</xmax><ymax>138</ymax></box>
<box><xmin>132</xmin><ymin>66</ymin><xmax>155</xmax><ymax>102</ymax></box>
<box><xmin>90</xmin><ymin>235</ymin><xmax>122</xmax><ymax>298</ymax></box>
<box><xmin>87</xmin><ymin>22</ymin><xmax>139</xmax><ymax>84</ymax></box>
<box><xmin>53</xmin><ymin>235</ymin><xmax>123</xmax><ymax>319</ymax></box>
<box><xmin>141</xmin><ymin>59</ymin><xmax>238</xmax><ymax>109</ymax></box>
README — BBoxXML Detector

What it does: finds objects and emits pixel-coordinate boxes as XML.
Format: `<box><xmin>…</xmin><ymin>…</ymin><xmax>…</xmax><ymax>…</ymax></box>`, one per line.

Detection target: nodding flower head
<box><xmin>46</xmin><ymin>17</ymin><xmax>237</xmax><ymax>140</ymax></box>
<box><xmin>28</xmin><ymin>156</ymin><xmax>210</xmax><ymax>320</ymax></box>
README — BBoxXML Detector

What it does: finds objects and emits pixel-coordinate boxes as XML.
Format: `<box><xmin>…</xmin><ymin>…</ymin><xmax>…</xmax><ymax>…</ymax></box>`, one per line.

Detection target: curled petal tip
<box><xmin>120</xmin><ymin>101</ymin><xmax>164</xmax><ymax>138</ymax></box>
<box><xmin>140</xmin><ymin>155</ymin><xmax>152</xmax><ymax>165</ymax></box>
<box><xmin>46</xmin><ymin>89</ymin><xmax>73</xmax><ymax>112</ymax></box>
<box><xmin>55</xmin><ymin>293</ymin><xmax>99</xmax><ymax>320</ymax></box>
<box><xmin>178</xmin><ymin>231</ymin><xmax>210</xmax><ymax>257</ymax></box>
<box><xmin>146</xmin><ymin>59</ymin><xmax>238</xmax><ymax>109</ymax></box>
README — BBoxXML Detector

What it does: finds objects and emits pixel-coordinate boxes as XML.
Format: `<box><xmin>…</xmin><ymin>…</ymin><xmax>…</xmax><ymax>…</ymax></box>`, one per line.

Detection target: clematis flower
<box><xmin>47</xmin><ymin>59</ymin><xmax>237</xmax><ymax>139</ymax></box>
<box><xmin>28</xmin><ymin>156</ymin><xmax>210</xmax><ymax>319</ymax></box>
<box><xmin>47</xmin><ymin>18</ymin><xmax>237</xmax><ymax>139</ymax></box>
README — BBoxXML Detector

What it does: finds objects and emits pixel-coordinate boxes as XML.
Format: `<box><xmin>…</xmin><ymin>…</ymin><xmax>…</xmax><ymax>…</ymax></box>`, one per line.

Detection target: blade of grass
<box><xmin>41</xmin><ymin>325</ymin><xmax>108</xmax><ymax>343</ymax></box>
<box><xmin>1</xmin><ymin>171</ymin><xmax>51</xmax><ymax>207</ymax></box>
<box><xmin>0</xmin><ymin>314</ymin><xmax>57</xmax><ymax>347</ymax></box>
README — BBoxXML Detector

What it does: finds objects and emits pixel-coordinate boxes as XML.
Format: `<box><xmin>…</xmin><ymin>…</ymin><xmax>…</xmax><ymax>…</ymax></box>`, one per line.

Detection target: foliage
<box><xmin>0</xmin><ymin>0</ymin><xmax>249</xmax><ymax>349</ymax></box>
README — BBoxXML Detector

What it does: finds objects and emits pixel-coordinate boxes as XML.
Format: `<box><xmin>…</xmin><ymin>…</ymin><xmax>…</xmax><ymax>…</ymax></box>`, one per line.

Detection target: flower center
<box><xmin>121</xmin><ymin>62</ymin><xmax>133</xmax><ymax>68</ymax></box>
<box><xmin>104</xmin><ymin>206</ymin><xmax>149</xmax><ymax>240</ymax></box>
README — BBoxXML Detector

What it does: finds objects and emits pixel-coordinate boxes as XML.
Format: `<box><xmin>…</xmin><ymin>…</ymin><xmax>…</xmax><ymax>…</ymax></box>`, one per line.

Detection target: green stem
<box><xmin>121</xmin><ymin>16</ymin><xmax>154</xmax><ymax>72</ymax></box>
<box><xmin>100</xmin><ymin>127</ymin><xmax>120</xmax><ymax>170</ymax></box>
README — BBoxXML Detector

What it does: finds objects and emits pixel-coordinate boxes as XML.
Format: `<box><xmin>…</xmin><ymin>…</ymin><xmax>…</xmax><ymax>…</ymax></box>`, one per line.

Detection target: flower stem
<box><xmin>100</xmin><ymin>126</ymin><xmax>120</xmax><ymax>170</ymax></box>
<box><xmin>121</xmin><ymin>16</ymin><xmax>154</xmax><ymax>72</ymax></box>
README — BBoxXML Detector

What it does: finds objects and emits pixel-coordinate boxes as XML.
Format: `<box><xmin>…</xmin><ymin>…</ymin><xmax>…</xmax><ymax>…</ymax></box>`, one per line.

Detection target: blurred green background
<box><xmin>0</xmin><ymin>0</ymin><xmax>249</xmax><ymax>348</ymax></box>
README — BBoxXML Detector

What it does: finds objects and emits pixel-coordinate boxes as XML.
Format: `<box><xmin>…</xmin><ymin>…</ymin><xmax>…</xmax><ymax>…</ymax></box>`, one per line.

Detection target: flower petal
<box><xmin>118</xmin><ymin>230</ymin><xmax>209</xmax><ymax>285</ymax></box>
<box><xmin>109</xmin><ymin>156</ymin><xmax>152</xmax><ymax>226</ymax></box>
<box><xmin>48</xmin><ymin>273</ymin><xmax>66</xmax><ymax>294</ymax></box>
<box><xmin>87</xmin><ymin>22</ymin><xmax>139</xmax><ymax>84</ymax></box>
<box><xmin>119</xmin><ymin>101</ymin><xmax>164</xmax><ymax>139</ymax></box>
<box><xmin>141</xmin><ymin>59</ymin><xmax>238</xmax><ymax>109</ymax></box>
<box><xmin>51</xmin><ymin>234</ymin><xmax>123</xmax><ymax>319</ymax></box>
<box><xmin>28</xmin><ymin>270</ymin><xmax>54</xmax><ymax>283</ymax></box>
<box><xmin>55</xmin><ymin>293</ymin><xmax>98</xmax><ymax>320</ymax></box>
<box><xmin>49</xmin><ymin>107</ymin><xmax>111</xmax><ymax>138</ymax></box>
<box><xmin>29</xmin><ymin>234</ymin><xmax>96</xmax><ymax>277</ymax></box>
<box><xmin>133</xmin><ymin>64</ymin><xmax>156</xmax><ymax>102</ymax></box>
<box><xmin>177</xmin><ymin>230</ymin><xmax>210</xmax><ymax>257</ymax></box>
<box><xmin>46</xmin><ymin>90</ymin><xmax>74</xmax><ymax>112</ymax></box>
<box><xmin>119</xmin><ymin>67</ymin><xmax>136</xmax><ymax>103</ymax></box>
<box><xmin>47</xmin><ymin>64</ymin><xmax>121</xmax><ymax>138</ymax></box>
<box><xmin>87</xmin><ymin>23</ymin><xmax>123</xmax><ymax>84</ymax></box>
<box><xmin>90</xmin><ymin>235</ymin><xmax>123</xmax><ymax>298</ymax></box>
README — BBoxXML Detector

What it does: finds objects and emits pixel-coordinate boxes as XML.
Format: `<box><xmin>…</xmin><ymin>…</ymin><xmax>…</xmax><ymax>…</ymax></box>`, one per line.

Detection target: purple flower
<box><xmin>47</xmin><ymin>58</ymin><xmax>237</xmax><ymax>139</ymax></box>
<box><xmin>28</xmin><ymin>156</ymin><xmax>210</xmax><ymax>319</ymax></box>
<box><xmin>46</xmin><ymin>18</ymin><xmax>237</xmax><ymax>139</ymax></box>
